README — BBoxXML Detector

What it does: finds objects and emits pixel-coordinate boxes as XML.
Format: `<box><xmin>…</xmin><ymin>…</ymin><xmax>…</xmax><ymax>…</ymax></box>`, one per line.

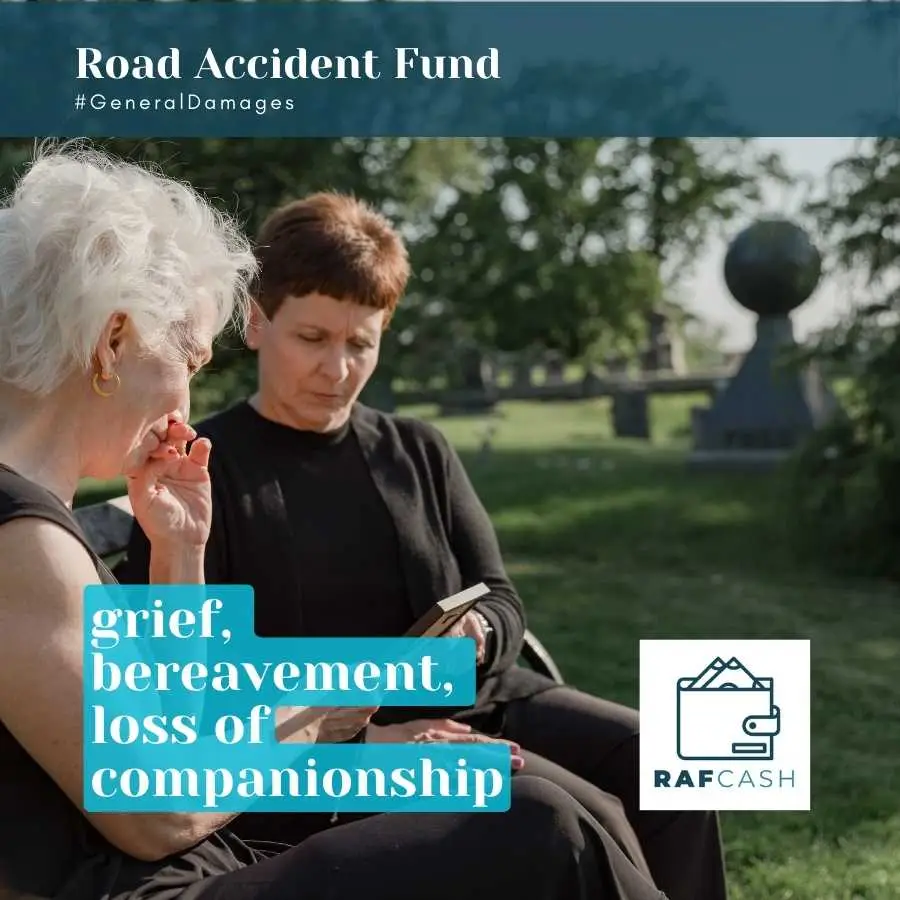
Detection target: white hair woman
<box><xmin>0</xmin><ymin>143</ymin><xmax>657</xmax><ymax>900</ymax></box>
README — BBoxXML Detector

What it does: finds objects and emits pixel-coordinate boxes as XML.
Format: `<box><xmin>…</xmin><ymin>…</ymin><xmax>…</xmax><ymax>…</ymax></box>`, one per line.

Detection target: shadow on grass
<box><xmin>457</xmin><ymin>442</ymin><xmax>805</xmax><ymax>582</ymax></box>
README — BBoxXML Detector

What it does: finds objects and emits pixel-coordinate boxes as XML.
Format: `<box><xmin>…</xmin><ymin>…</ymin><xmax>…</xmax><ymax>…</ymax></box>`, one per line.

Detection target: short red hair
<box><xmin>252</xmin><ymin>191</ymin><xmax>410</xmax><ymax>326</ymax></box>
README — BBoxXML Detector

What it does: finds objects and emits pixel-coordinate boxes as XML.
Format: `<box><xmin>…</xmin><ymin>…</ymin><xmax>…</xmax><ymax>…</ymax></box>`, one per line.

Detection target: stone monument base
<box><xmin>688</xmin><ymin>316</ymin><xmax>842</xmax><ymax>471</ymax></box>
<box><xmin>611</xmin><ymin>386</ymin><xmax>650</xmax><ymax>440</ymax></box>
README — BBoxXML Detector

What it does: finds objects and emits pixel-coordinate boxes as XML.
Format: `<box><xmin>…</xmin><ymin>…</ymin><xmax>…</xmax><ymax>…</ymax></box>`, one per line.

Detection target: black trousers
<box><xmin>201</xmin><ymin>775</ymin><xmax>664</xmax><ymax>900</ymax></box>
<box><xmin>229</xmin><ymin>688</ymin><xmax>727</xmax><ymax>900</ymax></box>
<box><xmin>493</xmin><ymin>687</ymin><xmax>729</xmax><ymax>900</ymax></box>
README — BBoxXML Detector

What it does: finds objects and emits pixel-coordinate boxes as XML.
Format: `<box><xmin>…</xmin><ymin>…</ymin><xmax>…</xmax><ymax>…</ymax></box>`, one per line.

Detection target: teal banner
<box><xmin>0</xmin><ymin>2</ymin><xmax>898</xmax><ymax>136</ymax></box>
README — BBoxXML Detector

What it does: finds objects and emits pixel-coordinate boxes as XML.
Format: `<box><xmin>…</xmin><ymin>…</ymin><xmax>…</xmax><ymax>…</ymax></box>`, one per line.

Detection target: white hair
<box><xmin>0</xmin><ymin>140</ymin><xmax>257</xmax><ymax>395</ymax></box>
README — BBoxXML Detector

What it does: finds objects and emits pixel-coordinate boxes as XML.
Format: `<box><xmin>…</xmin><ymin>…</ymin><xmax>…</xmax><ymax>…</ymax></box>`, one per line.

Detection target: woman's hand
<box><xmin>444</xmin><ymin>611</ymin><xmax>488</xmax><ymax>663</ymax></box>
<box><xmin>127</xmin><ymin>418</ymin><xmax>212</xmax><ymax>549</ymax></box>
<box><xmin>366</xmin><ymin>718</ymin><xmax>524</xmax><ymax>770</ymax></box>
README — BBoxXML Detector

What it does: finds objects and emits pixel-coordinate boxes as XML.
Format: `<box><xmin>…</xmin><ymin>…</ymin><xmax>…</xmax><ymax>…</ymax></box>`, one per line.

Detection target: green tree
<box><xmin>598</xmin><ymin>139</ymin><xmax>791</xmax><ymax>362</ymax></box>
<box><xmin>784</xmin><ymin>138</ymin><xmax>900</xmax><ymax>579</ymax></box>
<box><xmin>401</xmin><ymin>138</ymin><xmax>663</xmax><ymax>382</ymax></box>
<box><xmin>601</xmin><ymin>138</ymin><xmax>789</xmax><ymax>282</ymax></box>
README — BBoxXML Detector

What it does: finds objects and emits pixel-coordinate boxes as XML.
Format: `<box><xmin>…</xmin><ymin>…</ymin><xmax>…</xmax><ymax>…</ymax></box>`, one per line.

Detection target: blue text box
<box><xmin>84</xmin><ymin>742</ymin><xmax>512</xmax><ymax>814</ymax></box>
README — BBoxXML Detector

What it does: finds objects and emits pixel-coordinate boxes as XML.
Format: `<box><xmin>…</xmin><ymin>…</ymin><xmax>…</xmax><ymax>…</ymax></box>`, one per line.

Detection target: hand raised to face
<box><xmin>127</xmin><ymin>416</ymin><xmax>213</xmax><ymax>549</ymax></box>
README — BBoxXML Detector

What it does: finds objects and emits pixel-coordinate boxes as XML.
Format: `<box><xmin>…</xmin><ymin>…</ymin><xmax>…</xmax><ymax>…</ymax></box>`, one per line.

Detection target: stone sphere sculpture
<box><xmin>723</xmin><ymin>218</ymin><xmax>822</xmax><ymax>318</ymax></box>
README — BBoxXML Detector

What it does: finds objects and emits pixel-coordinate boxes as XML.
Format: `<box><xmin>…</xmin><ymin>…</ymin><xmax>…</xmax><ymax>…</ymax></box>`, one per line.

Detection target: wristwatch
<box><xmin>475</xmin><ymin>611</ymin><xmax>493</xmax><ymax>637</ymax></box>
<box><xmin>475</xmin><ymin>611</ymin><xmax>494</xmax><ymax>661</ymax></box>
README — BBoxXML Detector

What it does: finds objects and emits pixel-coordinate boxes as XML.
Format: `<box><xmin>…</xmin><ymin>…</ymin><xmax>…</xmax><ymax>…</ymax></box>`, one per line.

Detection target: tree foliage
<box><xmin>786</xmin><ymin>139</ymin><xmax>900</xmax><ymax>580</ymax></box>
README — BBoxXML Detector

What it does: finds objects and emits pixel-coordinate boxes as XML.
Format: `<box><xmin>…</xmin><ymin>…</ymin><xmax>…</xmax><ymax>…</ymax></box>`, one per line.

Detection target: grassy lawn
<box><xmin>76</xmin><ymin>395</ymin><xmax>900</xmax><ymax>899</ymax></box>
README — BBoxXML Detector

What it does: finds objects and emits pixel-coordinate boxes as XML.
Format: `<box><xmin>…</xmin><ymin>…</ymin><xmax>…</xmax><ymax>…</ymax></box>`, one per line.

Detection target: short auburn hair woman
<box><xmin>252</xmin><ymin>191</ymin><xmax>410</xmax><ymax>325</ymax></box>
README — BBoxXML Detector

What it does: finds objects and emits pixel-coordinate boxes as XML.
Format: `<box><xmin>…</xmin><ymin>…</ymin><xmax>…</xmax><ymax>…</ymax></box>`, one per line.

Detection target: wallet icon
<box><xmin>676</xmin><ymin>656</ymin><xmax>781</xmax><ymax>761</ymax></box>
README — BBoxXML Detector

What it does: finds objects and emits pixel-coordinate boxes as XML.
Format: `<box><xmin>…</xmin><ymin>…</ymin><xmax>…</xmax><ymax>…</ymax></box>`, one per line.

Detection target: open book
<box><xmin>275</xmin><ymin>583</ymin><xmax>491</xmax><ymax>742</ymax></box>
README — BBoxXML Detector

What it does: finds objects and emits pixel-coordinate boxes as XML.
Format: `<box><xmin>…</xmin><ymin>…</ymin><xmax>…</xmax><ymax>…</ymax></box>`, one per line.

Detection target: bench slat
<box><xmin>74</xmin><ymin>494</ymin><xmax>134</xmax><ymax>558</ymax></box>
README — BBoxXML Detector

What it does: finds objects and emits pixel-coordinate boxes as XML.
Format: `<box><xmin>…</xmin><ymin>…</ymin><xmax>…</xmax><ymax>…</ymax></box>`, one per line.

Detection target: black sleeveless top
<box><xmin>0</xmin><ymin>464</ymin><xmax>277</xmax><ymax>900</ymax></box>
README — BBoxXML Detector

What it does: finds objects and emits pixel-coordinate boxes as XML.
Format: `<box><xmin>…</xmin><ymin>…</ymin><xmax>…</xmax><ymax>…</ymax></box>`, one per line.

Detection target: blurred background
<box><xmin>3</xmin><ymin>136</ymin><xmax>897</xmax><ymax>899</ymax></box>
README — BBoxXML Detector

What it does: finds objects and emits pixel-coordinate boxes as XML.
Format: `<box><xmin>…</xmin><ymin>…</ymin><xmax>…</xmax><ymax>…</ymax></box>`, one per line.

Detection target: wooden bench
<box><xmin>74</xmin><ymin>495</ymin><xmax>566</xmax><ymax>685</ymax></box>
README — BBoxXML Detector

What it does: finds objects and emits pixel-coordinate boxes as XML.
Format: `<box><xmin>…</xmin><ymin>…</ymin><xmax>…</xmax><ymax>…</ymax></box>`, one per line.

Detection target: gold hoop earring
<box><xmin>91</xmin><ymin>372</ymin><xmax>121</xmax><ymax>398</ymax></box>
